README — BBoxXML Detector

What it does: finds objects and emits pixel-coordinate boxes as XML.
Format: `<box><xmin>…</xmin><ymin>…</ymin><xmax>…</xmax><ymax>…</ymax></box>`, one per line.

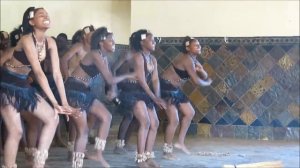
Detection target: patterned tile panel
<box><xmin>110</xmin><ymin>37</ymin><xmax>299</xmax><ymax>140</ymax></box>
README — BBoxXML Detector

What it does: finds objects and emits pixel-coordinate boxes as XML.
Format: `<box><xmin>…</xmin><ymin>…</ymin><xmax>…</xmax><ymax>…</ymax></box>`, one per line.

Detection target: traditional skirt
<box><xmin>118</xmin><ymin>82</ymin><xmax>154</xmax><ymax>114</ymax></box>
<box><xmin>30</xmin><ymin>72</ymin><xmax>61</xmax><ymax>104</ymax></box>
<box><xmin>0</xmin><ymin>68</ymin><xmax>39</xmax><ymax>112</ymax></box>
<box><xmin>64</xmin><ymin>77</ymin><xmax>96</xmax><ymax>112</ymax></box>
<box><xmin>160</xmin><ymin>78</ymin><xmax>189</xmax><ymax>108</ymax></box>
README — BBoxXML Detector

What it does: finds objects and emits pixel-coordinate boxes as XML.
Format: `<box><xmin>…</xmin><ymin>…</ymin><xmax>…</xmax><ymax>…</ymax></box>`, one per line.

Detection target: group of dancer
<box><xmin>0</xmin><ymin>7</ymin><xmax>212</xmax><ymax>168</ymax></box>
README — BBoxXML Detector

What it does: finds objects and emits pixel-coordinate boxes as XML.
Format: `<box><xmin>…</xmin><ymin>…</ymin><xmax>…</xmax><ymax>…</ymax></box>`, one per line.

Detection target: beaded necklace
<box><xmin>32</xmin><ymin>33</ymin><xmax>46</xmax><ymax>62</ymax></box>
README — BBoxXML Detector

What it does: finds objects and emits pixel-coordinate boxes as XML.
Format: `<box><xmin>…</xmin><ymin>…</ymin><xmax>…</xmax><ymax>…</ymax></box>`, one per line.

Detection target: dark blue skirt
<box><xmin>64</xmin><ymin>77</ymin><xmax>96</xmax><ymax>112</ymax></box>
<box><xmin>0</xmin><ymin>68</ymin><xmax>39</xmax><ymax>112</ymax></box>
<box><xmin>30</xmin><ymin>72</ymin><xmax>61</xmax><ymax>104</ymax></box>
<box><xmin>118</xmin><ymin>82</ymin><xmax>154</xmax><ymax>113</ymax></box>
<box><xmin>160</xmin><ymin>78</ymin><xmax>189</xmax><ymax>108</ymax></box>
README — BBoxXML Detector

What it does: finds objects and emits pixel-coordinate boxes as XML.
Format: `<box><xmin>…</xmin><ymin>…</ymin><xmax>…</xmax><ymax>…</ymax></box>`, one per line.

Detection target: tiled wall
<box><xmin>154</xmin><ymin>37</ymin><xmax>299</xmax><ymax>140</ymax></box>
<box><xmin>94</xmin><ymin>38</ymin><xmax>299</xmax><ymax>141</ymax></box>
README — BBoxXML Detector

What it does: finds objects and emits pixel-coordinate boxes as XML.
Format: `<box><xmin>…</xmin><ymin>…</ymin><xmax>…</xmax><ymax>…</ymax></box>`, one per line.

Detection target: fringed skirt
<box><xmin>160</xmin><ymin>78</ymin><xmax>189</xmax><ymax>108</ymax></box>
<box><xmin>0</xmin><ymin>68</ymin><xmax>39</xmax><ymax>112</ymax></box>
<box><xmin>118</xmin><ymin>82</ymin><xmax>154</xmax><ymax>114</ymax></box>
<box><xmin>64</xmin><ymin>77</ymin><xmax>96</xmax><ymax>112</ymax></box>
<box><xmin>30</xmin><ymin>73</ymin><xmax>61</xmax><ymax>104</ymax></box>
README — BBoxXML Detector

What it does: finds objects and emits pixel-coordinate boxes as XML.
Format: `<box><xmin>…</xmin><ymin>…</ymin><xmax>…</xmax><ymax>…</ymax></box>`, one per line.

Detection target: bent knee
<box><xmin>140</xmin><ymin>118</ymin><xmax>150</xmax><ymax>130</ymax></box>
<box><xmin>8</xmin><ymin>128</ymin><xmax>23</xmax><ymax>140</ymax></box>
<box><xmin>151</xmin><ymin>119</ymin><xmax>159</xmax><ymax>130</ymax></box>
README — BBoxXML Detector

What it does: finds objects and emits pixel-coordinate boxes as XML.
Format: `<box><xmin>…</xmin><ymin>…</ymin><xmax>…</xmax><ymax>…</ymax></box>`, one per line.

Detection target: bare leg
<box><xmin>114</xmin><ymin>113</ymin><xmax>133</xmax><ymax>154</ymax></box>
<box><xmin>71</xmin><ymin>112</ymin><xmax>88</xmax><ymax>168</ymax></box>
<box><xmin>87</xmin><ymin>113</ymin><xmax>97</xmax><ymax>144</ymax></box>
<box><xmin>145</xmin><ymin>108</ymin><xmax>160</xmax><ymax>168</ymax></box>
<box><xmin>163</xmin><ymin>103</ymin><xmax>179</xmax><ymax>160</ymax></box>
<box><xmin>174</xmin><ymin>102</ymin><xmax>195</xmax><ymax>155</ymax></box>
<box><xmin>132</xmin><ymin>101</ymin><xmax>150</xmax><ymax>167</ymax></box>
<box><xmin>0</xmin><ymin>105</ymin><xmax>22</xmax><ymax>167</ymax></box>
<box><xmin>164</xmin><ymin>104</ymin><xmax>179</xmax><ymax>144</ymax></box>
<box><xmin>67</xmin><ymin>118</ymin><xmax>77</xmax><ymax>160</ymax></box>
<box><xmin>124</xmin><ymin>117</ymin><xmax>137</xmax><ymax>151</ymax></box>
<box><xmin>31</xmin><ymin>96</ymin><xmax>60</xmax><ymax>167</ymax></box>
<box><xmin>73</xmin><ymin>112</ymin><xmax>88</xmax><ymax>153</ymax></box>
<box><xmin>86</xmin><ymin>100</ymin><xmax>112</xmax><ymax>168</ymax></box>
<box><xmin>53</xmin><ymin>116</ymin><xmax>67</xmax><ymax>147</ymax></box>
<box><xmin>145</xmin><ymin>108</ymin><xmax>159</xmax><ymax>152</ymax></box>
<box><xmin>133</xmin><ymin>101</ymin><xmax>150</xmax><ymax>155</ymax></box>
<box><xmin>21</xmin><ymin>112</ymin><xmax>42</xmax><ymax>164</ymax></box>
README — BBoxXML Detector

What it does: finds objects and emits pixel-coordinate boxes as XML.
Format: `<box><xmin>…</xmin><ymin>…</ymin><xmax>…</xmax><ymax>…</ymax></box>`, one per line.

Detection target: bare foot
<box><xmin>174</xmin><ymin>143</ymin><xmax>191</xmax><ymax>155</ymax></box>
<box><xmin>86</xmin><ymin>153</ymin><xmax>110</xmax><ymax>168</ymax></box>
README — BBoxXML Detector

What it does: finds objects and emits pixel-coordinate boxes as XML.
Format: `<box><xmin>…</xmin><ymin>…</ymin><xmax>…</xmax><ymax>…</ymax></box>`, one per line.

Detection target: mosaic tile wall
<box><xmin>92</xmin><ymin>39</ymin><xmax>299</xmax><ymax>141</ymax></box>
<box><xmin>153</xmin><ymin>37</ymin><xmax>300</xmax><ymax>140</ymax></box>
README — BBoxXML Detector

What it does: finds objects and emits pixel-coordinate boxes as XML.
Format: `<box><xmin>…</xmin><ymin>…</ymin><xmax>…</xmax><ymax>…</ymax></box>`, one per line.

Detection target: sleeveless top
<box><xmin>13</xmin><ymin>33</ymin><xmax>50</xmax><ymax>68</ymax></box>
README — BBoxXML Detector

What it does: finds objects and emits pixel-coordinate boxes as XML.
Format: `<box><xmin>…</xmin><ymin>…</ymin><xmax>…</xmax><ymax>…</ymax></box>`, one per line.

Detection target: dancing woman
<box><xmin>64</xmin><ymin>27</ymin><xmax>133</xmax><ymax>168</ymax></box>
<box><xmin>160</xmin><ymin>36</ymin><xmax>212</xmax><ymax>160</ymax></box>
<box><xmin>118</xmin><ymin>29</ymin><xmax>166</xmax><ymax>168</ymax></box>
<box><xmin>0</xmin><ymin>7</ymin><xmax>76</xmax><ymax>168</ymax></box>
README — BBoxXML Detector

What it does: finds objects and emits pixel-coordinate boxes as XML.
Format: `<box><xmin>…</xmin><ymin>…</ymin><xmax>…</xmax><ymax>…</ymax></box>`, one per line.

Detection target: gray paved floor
<box><xmin>2</xmin><ymin>133</ymin><xmax>299</xmax><ymax>168</ymax></box>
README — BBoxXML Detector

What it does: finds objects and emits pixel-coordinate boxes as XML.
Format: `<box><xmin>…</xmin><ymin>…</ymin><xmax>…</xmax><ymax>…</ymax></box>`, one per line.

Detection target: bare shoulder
<box><xmin>46</xmin><ymin>36</ymin><xmax>56</xmax><ymax>47</ymax></box>
<box><xmin>21</xmin><ymin>34</ymin><xmax>33</xmax><ymax>43</ymax></box>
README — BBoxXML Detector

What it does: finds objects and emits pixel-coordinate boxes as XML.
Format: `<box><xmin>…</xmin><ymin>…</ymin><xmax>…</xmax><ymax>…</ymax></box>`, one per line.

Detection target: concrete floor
<box><xmin>2</xmin><ymin>133</ymin><xmax>299</xmax><ymax>168</ymax></box>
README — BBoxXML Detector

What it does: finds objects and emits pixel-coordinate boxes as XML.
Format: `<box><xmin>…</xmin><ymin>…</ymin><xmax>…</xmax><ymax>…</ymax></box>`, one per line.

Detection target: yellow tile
<box><xmin>196</xmin><ymin>98</ymin><xmax>211</xmax><ymax>114</ymax></box>
<box><xmin>240</xmin><ymin>110</ymin><xmax>257</xmax><ymax>125</ymax></box>
<box><xmin>198</xmin><ymin>124</ymin><xmax>211</xmax><ymax>137</ymax></box>
<box><xmin>225</xmin><ymin>56</ymin><xmax>240</xmax><ymax>70</ymax></box>
<box><xmin>278</xmin><ymin>54</ymin><xmax>294</xmax><ymax>71</ymax></box>
<box><xmin>241</xmin><ymin>91</ymin><xmax>256</xmax><ymax>106</ymax></box>
<box><xmin>189</xmin><ymin>89</ymin><xmax>205</xmax><ymax>105</ymax></box>
<box><xmin>203</xmin><ymin>63</ymin><xmax>216</xmax><ymax>78</ymax></box>
<box><xmin>201</xmin><ymin>45</ymin><xmax>215</xmax><ymax>60</ymax></box>
<box><xmin>215</xmin><ymin>82</ymin><xmax>229</xmax><ymax>97</ymax></box>
<box><xmin>250</xmin><ymin>76</ymin><xmax>275</xmax><ymax>98</ymax></box>
<box><xmin>288</xmin><ymin>103</ymin><xmax>300</xmax><ymax>118</ymax></box>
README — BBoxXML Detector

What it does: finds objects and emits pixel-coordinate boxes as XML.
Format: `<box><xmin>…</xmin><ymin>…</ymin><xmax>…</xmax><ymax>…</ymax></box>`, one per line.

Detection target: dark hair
<box><xmin>90</xmin><ymin>27</ymin><xmax>113</xmax><ymax>50</ymax></box>
<box><xmin>57</xmin><ymin>33</ymin><xmax>68</xmax><ymax>40</ymax></box>
<box><xmin>22</xmin><ymin>7</ymin><xmax>44</xmax><ymax>35</ymax></box>
<box><xmin>181</xmin><ymin>36</ymin><xmax>198</xmax><ymax>54</ymax></box>
<box><xmin>0</xmin><ymin>31</ymin><xmax>9</xmax><ymax>50</ymax></box>
<box><xmin>82</xmin><ymin>25</ymin><xmax>95</xmax><ymax>35</ymax></box>
<box><xmin>9</xmin><ymin>26</ymin><xmax>23</xmax><ymax>47</ymax></box>
<box><xmin>129</xmin><ymin>29</ymin><xmax>152</xmax><ymax>52</ymax></box>
<box><xmin>71</xmin><ymin>30</ymin><xmax>83</xmax><ymax>44</ymax></box>
<box><xmin>0</xmin><ymin>31</ymin><xmax>9</xmax><ymax>41</ymax></box>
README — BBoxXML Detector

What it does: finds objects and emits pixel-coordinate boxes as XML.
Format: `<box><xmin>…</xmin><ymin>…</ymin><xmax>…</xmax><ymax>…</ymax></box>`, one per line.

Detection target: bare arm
<box><xmin>60</xmin><ymin>43</ymin><xmax>81</xmax><ymax>79</ymax></box>
<box><xmin>48</xmin><ymin>37</ymin><xmax>69</xmax><ymax>106</ymax></box>
<box><xmin>111</xmin><ymin>51</ymin><xmax>129</xmax><ymax>75</ymax></box>
<box><xmin>195</xmin><ymin>62</ymin><xmax>208</xmax><ymax>80</ymax></box>
<box><xmin>22</xmin><ymin>36</ymin><xmax>58</xmax><ymax>106</ymax></box>
<box><xmin>92</xmin><ymin>51</ymin><xmax>132</xmax><ymax>85</ymax></box>
<box><xmin>184</xmin><ymin>57</ymin><xmax>212</xmax><ymax>86</ymax></box>
<box><xmin>151</xmin><ymin>56</ymin><xmax>160</xmax><ymax>97</ymax></box>
<box><xmin>0</xmin><ymin>48</ymin><xmax>14</xmax><ymax>66</ymax></box>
